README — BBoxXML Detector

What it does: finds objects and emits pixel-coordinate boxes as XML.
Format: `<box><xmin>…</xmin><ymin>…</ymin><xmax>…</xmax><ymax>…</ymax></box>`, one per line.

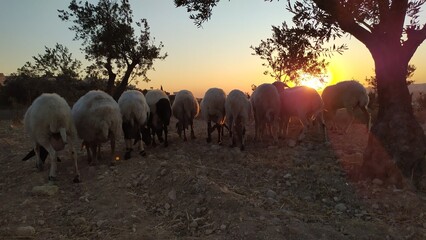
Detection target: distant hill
<box><xmin>366</xmin><ymin>83</ymin><xmax>426</xmax><ymax>100</ymax></box>
<box><xmin>409</xmin><ymin>83</ymin><xmax>426</xmax><ymax>100</ymax></box>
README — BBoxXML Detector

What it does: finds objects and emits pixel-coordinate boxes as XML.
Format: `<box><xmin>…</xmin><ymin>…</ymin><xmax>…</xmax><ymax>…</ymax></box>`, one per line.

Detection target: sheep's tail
<box><xmin>266</xmin><ymin>109</ymin><xmax>276</xmax><ymax>123</ymax></box>
<box><xmin>59</xmin><ymin>127</ymin><xmax>67</xmax><ymax>144</ymax></box>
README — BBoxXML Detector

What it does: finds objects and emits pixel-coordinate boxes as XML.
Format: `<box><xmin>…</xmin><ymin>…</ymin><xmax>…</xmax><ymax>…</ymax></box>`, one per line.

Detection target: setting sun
<box><xmin>299</xmin><ymin>73</ymin><xmax>330</xmax><ymax>91</ymax></box>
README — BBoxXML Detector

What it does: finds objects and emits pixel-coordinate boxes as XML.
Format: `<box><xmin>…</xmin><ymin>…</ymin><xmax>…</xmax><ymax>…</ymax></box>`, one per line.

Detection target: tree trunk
<box><xmin>105</xmin><ymin>58</ymin><xmax>116</xmax><ymax>95</ymax></box>
<box><xmin>361</xmin><ymin>49</ymin><xmax>426</xmax><ymax>188</ymax></box>
<box><xmin>112</xmin><ymin>63</ymin><xmax>137</xmax><ymax>101</ymax></box>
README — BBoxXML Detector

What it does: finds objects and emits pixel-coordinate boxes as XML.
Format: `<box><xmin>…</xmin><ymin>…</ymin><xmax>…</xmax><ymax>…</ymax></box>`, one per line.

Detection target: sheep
<box><xmin>225</xmin><ymin>89</ymin><xmax>252</xmax><ymax>150</ymax></box>
<box><xmin>250</xmin><ymin>83</ymin><xmax>281</xmax><ymax>144</ymax></box>
<box><xmin>118</xmin><ymin>90</ymin><xmax>151</xmax><ymax>160</ymax></box>
<box><xmin>200</xmin><ymin>88</ymin><xmax>227</xmax><ymax>144</ymax></box>
<box><xmin>72</xmin><ymin>90</ymin><xmax>122</xmax><ymax>165</ymax></box>
<box><xmin>321</xmin><ymin>80</ymin><xmax>371</xmax><ymax>133</ymax></box>
<box><xmin>171</xmin><ymin>90</ymin><xmax>200</xmax><ymax>141</ymax></box>
<box><xmin>273</xmin><ymin>82</ymin><xmax>327</xmax><ymax>142</ymax></box>
<box><xmin>145</xmin><ymin>89</ymin><xmax>172</xmax><ymax>147</ymax></box>
<box><xmin>24</xmin><ymin>93</ymin><xmax>80</xmax><ymax>183</ymax></box>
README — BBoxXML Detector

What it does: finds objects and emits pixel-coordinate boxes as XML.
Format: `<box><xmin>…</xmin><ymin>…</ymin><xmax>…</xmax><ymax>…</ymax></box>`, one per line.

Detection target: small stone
<box><xmin>189</xmin><ymin>221</ymin><xmax>198</xmax><ymax>228</ymax></box>
<box><xmin>73</xmin><ymin>217</ymin><xmax>86</xmax><ymax>225</ymax></box>
<box><xmin>211</xmin><ymin>145</ymin><xmax>221</xmax><ymax>150</ymax></box>
<box><xmin>283</xmin><ymin>173</ymin><xmax>292</xmax><ymax>179</ymax></box>
<box><xmin>220</xmin><ymin>224</ymin><xmax>227</xmax><ymax>230</ymax></box>
<box><xmin>67</xmin><ymin>210</ymin><xmax>73</xmax><ymax>216</ymax></box>
<box><xmin>205</xmin><ymin>229</ymin><xmax>214</xmax><ymax>235</ymax></box>
<box><xmin>168</xmin><ymin>189</ymin><xmax>177</xmax><ymax>200</ymax></box>
<box><xmin>372</xmin><ymin>178</ymin><xmax>384</xmax><ymax>186</ymax></box>
<box><xmin>32</xmin><ymin>185</ymin><xmax>59</xmax><ymax>196</ymax></box>
<box><xmin>372</xmin><ymin>203</ymin><xmax>380</xmax><ymax>209</ymax></box>
<box><xmin>16</xmin><ymin>226</ymin><xmax>35</xmax><ymax>236</ymax></box>
<box><xmin>335</xmin><ymin>203</ymin><xmax>347</xmax><ymax>212</ymax></box>
<box><xmin>287</xmin><ymin>140</ymin><xmax>297</xmax><ymax>147</ymax></box>
<box><xmin>132</xmin><ymin>180</ymin><xmax>139</xmax><ymax>187</ymax></box>
<box><xmin>160</xmin><ymin>168</ymin><xmax>167</xmax><ymax>176</ymax></box>
<box><xmin>37</xmin><ymin>220</ymin><xmax>45</xmax><ymax>226</ymax></box>
<box><xmin>96</xmin><ymin>220</ymin><xmax>105</xmax><ymax>228</ymax></box>
<box><xmin>266</xmin><ymin>189</ymin><xmax>277</xmax><ymax>199</ymax></box>
<box><xmin>164</xmin><ymin>203</ymin><xmax>171</xmax><ymax>210</ymax></box>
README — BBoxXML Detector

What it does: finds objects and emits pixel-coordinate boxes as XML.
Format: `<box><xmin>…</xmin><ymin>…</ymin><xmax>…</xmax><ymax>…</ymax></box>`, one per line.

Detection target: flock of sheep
<box><xmin>22</xmin><ymin>80</ymin><xmax>370</xmax><ymax>183</ymax></box>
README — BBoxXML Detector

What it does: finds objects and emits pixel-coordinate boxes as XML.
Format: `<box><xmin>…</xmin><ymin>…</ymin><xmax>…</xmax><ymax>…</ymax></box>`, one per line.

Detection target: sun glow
<box><xmin>299</xmin><ymin>73</ymin><xmax>330</xmax><ymax>91</ymax></box>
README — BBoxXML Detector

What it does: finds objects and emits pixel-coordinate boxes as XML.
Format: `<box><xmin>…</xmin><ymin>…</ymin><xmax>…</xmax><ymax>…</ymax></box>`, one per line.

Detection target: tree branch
<box><xmin>312</xmin><ymin>0</ymin><xmax>372</xmax><ymax>44</ymax></box>
<box><xmin>388</xmin><ymin>0</ymin><xmax>408</xmax><ymax>39</ymax></box>
<box><xmin>403</xmin><ymin>24</ymin><xmax>426</xmax><ymax>61</ymax></box>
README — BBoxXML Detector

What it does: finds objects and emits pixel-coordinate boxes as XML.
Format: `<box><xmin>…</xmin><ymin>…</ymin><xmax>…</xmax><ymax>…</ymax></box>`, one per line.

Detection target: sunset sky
<box><xmin>1</xmin><ymin>0</ymin><xmax>425</xmax><ymax>98</ymax></box>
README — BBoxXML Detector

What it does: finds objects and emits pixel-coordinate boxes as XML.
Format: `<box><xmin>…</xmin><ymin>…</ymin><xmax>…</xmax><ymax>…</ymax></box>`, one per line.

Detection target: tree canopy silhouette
<box><xmin>58</xmin><ymin>0</ymin><xmax>167</xmax><ymax>99</ymax></box>
<box><xmin>17</xmin><ymin>43</ymin><xmax>82</xmax><ymax>80</ymax></box>
<box><xmin>175</xmin><ymin>0</ymin><xmax>426</xmax><ymax>188</ymax></box>
<box><xmin>251</xmin><ymin>22</ymin><xmax>343</xmax><ymax>85</ymax></box>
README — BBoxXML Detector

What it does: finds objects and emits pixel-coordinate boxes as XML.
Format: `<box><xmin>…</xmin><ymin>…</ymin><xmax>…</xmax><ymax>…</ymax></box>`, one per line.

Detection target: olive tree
<box><xmin>175</xmin><ymin>0</ymin><xmax>426</xmax><ymax>187</ymax></box>
<box><xmin>59</xmin><ymin>0</ymin><xmax>167</xmax><ymax>99</ymax></box>
<box><xmin>17</xmin><ymin>43</ymin><xmax>82</xmax><ymax>80</ymax></box>
<box><xmin>251</xmin><ymin>22</ymin><xmax>344</xmax><ymax>85</ymax></box>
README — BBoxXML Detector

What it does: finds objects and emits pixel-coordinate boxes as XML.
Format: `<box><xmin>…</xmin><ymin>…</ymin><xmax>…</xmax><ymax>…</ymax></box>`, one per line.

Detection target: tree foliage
<box><xmin>58</xmin><ymin>0</ymin><xmax>167</xmax><ymax>98</ymax></box>
<box><xmin>251</xmin><ymin>22</ymin><xmax>342</xmax><ymax>84</ymax></box>
<box><xmin>17</xmin><ymin>43</ymin><xmax>82</xmax><ymax>80</ymax></box>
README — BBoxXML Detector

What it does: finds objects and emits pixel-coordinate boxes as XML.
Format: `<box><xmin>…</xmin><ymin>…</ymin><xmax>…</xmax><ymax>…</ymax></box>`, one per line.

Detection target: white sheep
<box><xmin>321</xmin><ymin>80</ymin><xmax>371</xmax><ymax>133</ymax></box>
<box><xmin>72</xmin><ymin>90</ymin><xmax>122</xmax><ymax>165</ymax></box>
<box><xmin>172</xmin><ymin>90</ymin><xmax>200</xmax><ymax>141</ymax></box>
<box><xmin>145</xmin><ymin>89</ymin><xmax>172</xmax><ymax>147</ymax></box>
<box><xmin>273</xmin><ymin>82</ymin><xmax>327</xmax><ymax>142</ymax></box>
<box><xmin>225</xmin><ymin>89</ymin><xmax>252</xmax><ymax>150</ymax></box>
<box><xmin>118</xmin><ymin>90</ymin><xmax>151</xmax><ymax>159</ymax></box>
<box><xmin>24</xmin><ymin>93</ymin><xmax>80</xmax><ymax>183</ymax></box>
<box><xmin>200</xmin><ymin>88</ymin><xmax>227</xmax><ymax>144</ymax></box>
<box><xmin>250</xmin><ymin>83</ymin><xmax>281</xmax><ymax>144</ymax></box>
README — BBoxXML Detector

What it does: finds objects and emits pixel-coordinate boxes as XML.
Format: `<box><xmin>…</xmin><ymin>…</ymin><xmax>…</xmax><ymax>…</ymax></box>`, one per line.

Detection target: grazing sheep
<box><xmin>24</xmin><ymin>93</ymin><xmax>80</xmax><ymax>183</ymax></box>
<box><xmin>200</xmin><ymin>88</ymin><xmax>227</xmax><ymax>144</ymax></box>
<box><xmin>72</xmin><ymin>90</ymin><xmax>122</xmax><ymax>165</ymax></box>
<box><xmin>172</xmin><ymin>90</ymin><xmax>200</xmax><ymax>141</ymax></box>
<box><xmin>250</xmin><ymin>83</ymin><xmax>281</xmax><ymax>144</ymax></box>
<box><xmin>225</xmin><ymin>89</ymin><xmax>252</xmax><ymax>150</ymax></box>
<box><xmin>118</xmin><ymin>90</ymin><xmax>151</xmax><ymax>160</ymax></box>
<box><xmin>274</xmin><ymin>83</ymin><xmax>327</xmax><ymax>142</ymax></box>
<box><xmin>321</xmin><ymin>80</ymin><xmax>371</xmax><ymax>132</ymax></box>
<box><xmin>145</xmin><ymin>89</ymin><xmax>172</xmax><ymax>147</ymax></box>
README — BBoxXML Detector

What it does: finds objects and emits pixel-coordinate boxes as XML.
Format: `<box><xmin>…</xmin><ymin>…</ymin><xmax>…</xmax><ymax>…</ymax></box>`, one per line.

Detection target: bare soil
<box><xmin>1</xmin><ymin>113</ymin><xmax>426</xmax><ymax>240</ymax></box>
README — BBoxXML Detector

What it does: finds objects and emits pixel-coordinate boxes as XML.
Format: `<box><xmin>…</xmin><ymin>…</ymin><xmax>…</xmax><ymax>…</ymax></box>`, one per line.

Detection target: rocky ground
<box><xmin>1</xmin><ymin>113</ymin><xmax>426</xmax><ymax>240</ymax></box>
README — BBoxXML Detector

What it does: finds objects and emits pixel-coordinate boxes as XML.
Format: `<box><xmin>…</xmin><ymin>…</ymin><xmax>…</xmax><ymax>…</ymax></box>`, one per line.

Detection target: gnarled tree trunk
<box><xmin>361</xmin><ymin>46</ymin><xmax>426</xmax><ymax>187</ymax></box>
<box><xmin>112</xmin><ymin>62</ymin><xmax>137</xmax><ymax>101</ymax></box>
<box><xmin>105</xmin><ymin>58</ymin><xmax>117</xmax><ymax>95</ymax></box>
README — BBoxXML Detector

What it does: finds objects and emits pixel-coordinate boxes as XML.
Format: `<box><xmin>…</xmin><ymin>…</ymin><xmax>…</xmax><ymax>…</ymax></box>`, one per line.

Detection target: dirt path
<box><xmin>1</xmin><ymin>117</ymin><xmax>426</xmax><ymax>240</ymax></box>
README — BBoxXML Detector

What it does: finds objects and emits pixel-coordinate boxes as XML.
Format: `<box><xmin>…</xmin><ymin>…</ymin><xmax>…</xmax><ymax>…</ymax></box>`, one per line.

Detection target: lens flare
<box><xmin>299</xmin><ymin>73</ymin><xmax>330</xmax><ymax>91</ymax></box>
